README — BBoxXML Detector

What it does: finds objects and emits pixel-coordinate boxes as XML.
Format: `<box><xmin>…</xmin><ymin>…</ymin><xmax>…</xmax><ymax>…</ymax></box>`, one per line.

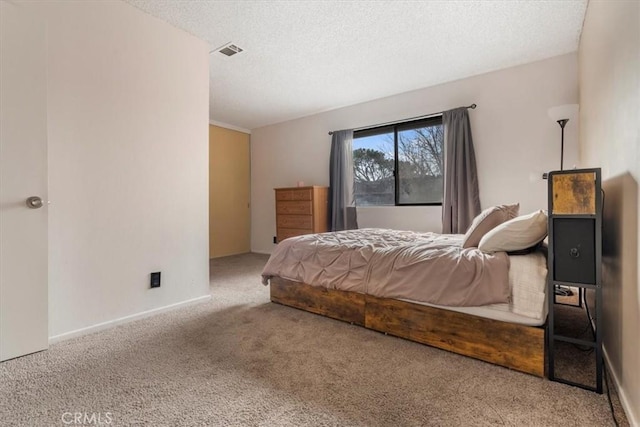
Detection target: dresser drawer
<box><xmin>276</xmin><ymin>201</ymin><xmax>312</xmax><ymax>215</ymax></box>
<box><xmin>277</xmin><ymin>214</ymin><xmax>313</xmax><ymax>229</ymax></box>
<box><xmin>277</xmin><ymin>228</ymin><xmax>309</xmax><ymax>242</ymax></box>
<box><xmin>276</xmin><ymin>188</ymin><xmax>313</xmax><ymax>201</ymax></box>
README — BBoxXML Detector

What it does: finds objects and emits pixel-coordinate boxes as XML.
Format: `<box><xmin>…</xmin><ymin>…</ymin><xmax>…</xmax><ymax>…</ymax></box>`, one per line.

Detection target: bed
<box><xmin>261</xmin><ymin>227</ymin><xmax>548</xmax><ymax>377</ymax></box>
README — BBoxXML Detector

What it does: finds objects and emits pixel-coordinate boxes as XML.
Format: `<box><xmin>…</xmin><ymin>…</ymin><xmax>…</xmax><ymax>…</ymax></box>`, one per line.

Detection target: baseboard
<box><xmin>48</xmin><ymin>294</ymin><xmax>211</xmax><ymax>344</ymax></box>
<box><xmin>603</xmin><ymin>346</ymin><xmax>638</xmax><ymax>426</ymax></box>
<box><xmin>251</xmin><ymin>249</ymin><xmax>272</xmax><ymax>255</ymax></box>
<box><xmin>210</xmin><ymin>250</ymin><xmax>252</xmax><ymax>259</ymax></box>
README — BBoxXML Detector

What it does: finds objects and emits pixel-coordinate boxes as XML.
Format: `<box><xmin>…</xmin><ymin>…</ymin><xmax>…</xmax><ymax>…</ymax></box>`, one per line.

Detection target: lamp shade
<box><xmin>548</xmin><ymin>104</ymin><xmax>579</xmax><ymax>122</ymax></box>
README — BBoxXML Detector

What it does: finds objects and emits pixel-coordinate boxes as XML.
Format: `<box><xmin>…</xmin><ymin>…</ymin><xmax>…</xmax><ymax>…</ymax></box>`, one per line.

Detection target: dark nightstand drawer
<box><xmin>552</xmin><ymin>218</ymin><xmax>596</xmax><ymax>284</ymax></box>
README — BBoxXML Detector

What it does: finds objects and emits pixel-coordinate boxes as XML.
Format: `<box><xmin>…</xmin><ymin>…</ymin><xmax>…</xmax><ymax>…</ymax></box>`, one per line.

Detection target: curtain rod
<box><xmin>328</xmin><ymin>103</ymin><xmax>476</xmax><ymax>135</ymax></box>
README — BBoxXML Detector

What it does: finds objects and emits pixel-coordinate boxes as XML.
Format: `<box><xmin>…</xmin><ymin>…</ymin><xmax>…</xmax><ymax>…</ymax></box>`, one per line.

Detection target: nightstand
<box><xmin>547</xmin><ymin>168</ymin><xmax>603</xmax><ymax>393</ymax></box>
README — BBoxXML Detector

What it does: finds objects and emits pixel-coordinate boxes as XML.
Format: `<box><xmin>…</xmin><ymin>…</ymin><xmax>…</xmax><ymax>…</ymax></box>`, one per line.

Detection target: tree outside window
<box><xmin>353</xmin><ymin>117</ymin><xmax>443</xmax><ymax>206</ymax></box>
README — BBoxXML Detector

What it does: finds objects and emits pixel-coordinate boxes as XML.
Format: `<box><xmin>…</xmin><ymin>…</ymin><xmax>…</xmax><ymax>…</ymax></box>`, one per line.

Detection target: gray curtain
<box><xmin>329</xmin><ymin>129</ymin><xmax>358</xmax><ymax>231</ymax></box>
<box><xmin>442</xmin><ymin>107</ymin><xmax>481</xmax><ymax>234</ymax></box>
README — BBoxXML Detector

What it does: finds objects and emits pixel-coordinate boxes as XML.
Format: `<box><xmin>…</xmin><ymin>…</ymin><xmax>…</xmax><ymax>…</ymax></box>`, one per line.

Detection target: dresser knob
<box><xmin>570</xmin><ymin>247</ymin><xmax>580</xmax><ymax>258</ymax></box>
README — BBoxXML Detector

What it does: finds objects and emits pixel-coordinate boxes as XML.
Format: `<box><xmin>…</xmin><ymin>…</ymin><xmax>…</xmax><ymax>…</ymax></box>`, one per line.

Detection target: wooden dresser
<box><xmin>275</xmin><ymin>186</ymin><xmax>329</xmax><ymax>243</ymax></box>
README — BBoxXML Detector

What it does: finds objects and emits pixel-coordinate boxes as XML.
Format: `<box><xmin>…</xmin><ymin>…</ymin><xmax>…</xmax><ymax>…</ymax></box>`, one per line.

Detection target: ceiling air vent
<box><xmin>217</xmin><ymin>43</ymin><xmax>243</xmax><ymax>57</ymax></box>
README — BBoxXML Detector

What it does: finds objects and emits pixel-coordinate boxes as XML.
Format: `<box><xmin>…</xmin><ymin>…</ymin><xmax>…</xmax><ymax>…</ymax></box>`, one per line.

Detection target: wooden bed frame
<box><xmin>270</xmin><ymin>277</ymin><xmax>546</xmax><ymax>377</ymax></box>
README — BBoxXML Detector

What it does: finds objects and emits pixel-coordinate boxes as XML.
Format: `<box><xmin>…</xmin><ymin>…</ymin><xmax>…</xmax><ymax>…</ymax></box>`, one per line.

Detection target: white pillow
<box><xmin>478</xmin><ymin>210</ymin><xmax>548</xmax><ymax>253</ymax></box>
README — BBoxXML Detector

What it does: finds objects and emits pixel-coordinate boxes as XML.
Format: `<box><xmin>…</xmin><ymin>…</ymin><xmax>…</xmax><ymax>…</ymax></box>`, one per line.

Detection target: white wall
<box><xmin>579</xmin><ymin>0</ymin><xmax>640</xmax><ymax>423</ymax></box>
<box><xmin>31</xmin><ymin>1</ymin><xmax>210</xmax><ymax>337</ymax></box>
<box><xmin>251</xmin><ymin>54</ymin><xmax>578</xmax><ymax>253</ymax></box>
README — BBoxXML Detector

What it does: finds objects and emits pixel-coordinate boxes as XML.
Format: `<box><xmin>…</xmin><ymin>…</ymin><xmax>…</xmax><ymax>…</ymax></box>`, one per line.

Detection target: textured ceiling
<box><xmin>124</xmin><ymin>0</ymin><xmax>588</xmax><ymax>131</ymax></box>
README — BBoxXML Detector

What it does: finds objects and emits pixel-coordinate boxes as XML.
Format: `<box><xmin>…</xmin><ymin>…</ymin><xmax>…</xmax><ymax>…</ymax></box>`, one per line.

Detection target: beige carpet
<box><xmin>0</xmin><ymin>253</ymin><xmax>627</xmax><ymax>426</ymax></box>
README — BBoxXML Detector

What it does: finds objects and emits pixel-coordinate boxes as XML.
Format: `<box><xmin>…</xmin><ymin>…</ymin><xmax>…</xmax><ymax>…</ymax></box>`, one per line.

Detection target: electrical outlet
<box><xmin>273</xmin><ymin>236</ymin><xmax>277</xmax><ymax>244</ymax></box>
<box><xmin>150</xmin><ymin>272</ymin><xmax>161</xmax><ymax>288</ymax></box>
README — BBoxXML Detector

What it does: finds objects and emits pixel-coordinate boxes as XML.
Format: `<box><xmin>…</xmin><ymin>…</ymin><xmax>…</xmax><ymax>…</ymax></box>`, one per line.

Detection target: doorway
<box><xmin>209</xmin><ymin>125</ymin><xmax>251</xmax><ymax>258</ymax></box>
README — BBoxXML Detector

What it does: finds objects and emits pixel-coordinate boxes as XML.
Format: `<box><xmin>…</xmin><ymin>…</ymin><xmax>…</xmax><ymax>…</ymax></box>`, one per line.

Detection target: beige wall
<box><xmin>209</xmin><ymin>125</ymin><xmax>251</xmax><ymax>258</ymax></box>
<box><xmin>251</xmin><ymin>54</ymin><xmax>578</xmax><ymax>253</ymax></box>
<box><xmin>579</xmin><ymin>0</ymin><xmax>640</xmax><ymax>423</ymax></box>
<box><xmin>28</xmin><ymin>1</ymin><xmax>210</xmax><ymax>338</ymax></box>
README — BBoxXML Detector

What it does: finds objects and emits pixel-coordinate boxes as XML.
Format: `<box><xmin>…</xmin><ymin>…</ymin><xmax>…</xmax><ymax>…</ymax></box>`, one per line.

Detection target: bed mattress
<box><xmin>405</xmin><ymin>249</ymin><xmax>549</xmax><ymax>326</ymax></box>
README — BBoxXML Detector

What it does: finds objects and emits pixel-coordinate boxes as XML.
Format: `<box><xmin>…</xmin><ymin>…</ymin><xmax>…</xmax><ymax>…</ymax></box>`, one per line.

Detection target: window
<box><xmin>353</xmin><ymin>116</ymin><xmax>444</xmax><ymax>206</ymax></box>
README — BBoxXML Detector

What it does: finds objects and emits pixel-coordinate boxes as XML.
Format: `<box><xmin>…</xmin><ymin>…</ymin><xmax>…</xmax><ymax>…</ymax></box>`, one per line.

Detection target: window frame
<box><xmin>353</xmin><ymin>115</ymin><xmax>444</xmax><ymax>207</ymax></box>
